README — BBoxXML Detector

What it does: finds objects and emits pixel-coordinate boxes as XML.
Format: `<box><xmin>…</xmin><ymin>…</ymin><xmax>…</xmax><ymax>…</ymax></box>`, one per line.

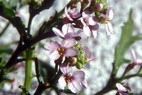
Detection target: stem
<box><xmin>34</xmin><ymin>70</ymin><xmax>62</xmax><ymax>95</ymax></box>
<box><xmin>23</xmin><ymin>49</ymin><xmax>33</xmax><ymax>91</ymax></box>
<box><xmin>34</xmin><ymin>84</ymin><xmax>49</xmax><ymax>95</ymax></box>
<box><xmin>27</xmin><ymin>15</ymin><xmax>33</xmax><ymax>34</ymax></box>
<box><xmin>34</xmin><ymin>58</ymin><xmax>44</xmax><ymax>84</ymax></box>
<box><xmin>121</xmin><ymin>73</ymin><xmax>142</xmax><ymax>80</ymax></box>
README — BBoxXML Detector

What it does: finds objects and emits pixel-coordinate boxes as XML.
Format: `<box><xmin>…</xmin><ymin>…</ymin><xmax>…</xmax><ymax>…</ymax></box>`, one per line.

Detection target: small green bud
<box><xmin>76</xmin><ymin>62</ymin><xmax>84</xmax><ymax>69</ymax></box>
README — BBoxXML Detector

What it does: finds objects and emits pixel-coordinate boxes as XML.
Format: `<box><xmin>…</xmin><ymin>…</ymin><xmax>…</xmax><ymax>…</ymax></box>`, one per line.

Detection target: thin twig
<box><xmin>0</xmin><ymin>22</ymin><xmax>10</xmax><ymax>37</ymax></box>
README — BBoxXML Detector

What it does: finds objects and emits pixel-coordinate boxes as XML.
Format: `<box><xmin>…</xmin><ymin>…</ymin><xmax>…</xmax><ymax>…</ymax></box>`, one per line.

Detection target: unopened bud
<box><xmin>124</xmin><ymin>63</ymin><xmax>135</xmax><ymax>75</ymax></box>
<box><xmin>68</xmin><ymin>57</ymin><xmax>77</xmax><ymax>66</ymax></box>
<box><xmin>94</xmin><ymin>3</ymin><xmax>103</xmax><ymax>11</ymax></box>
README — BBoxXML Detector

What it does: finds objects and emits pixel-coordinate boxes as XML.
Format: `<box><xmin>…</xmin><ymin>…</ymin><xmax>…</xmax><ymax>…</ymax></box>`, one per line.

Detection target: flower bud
<box><xmin>123</xmin><ymin>63</ymin><xmax>135</xmax><ymax>75</ymax></box>
<box><xmin>94</xmin><ymin>3</ymin><xmax>103</xmax><ymax>11</ymax></box>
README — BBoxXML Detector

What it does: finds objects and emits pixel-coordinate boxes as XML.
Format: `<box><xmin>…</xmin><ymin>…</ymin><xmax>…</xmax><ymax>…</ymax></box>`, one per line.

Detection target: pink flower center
<box><xmin>57</xmin><ymin>48</ymin><xmax>65</xmax><ymax>56</ymax></box>
<box><xmin>84</xmin><ymin>18</ymin><xmax>89</xmax><ymax>24</ymax></box>
<box><xmin>64</xmin><ymin>74</ymin><xmax>73</xmax><ymax>83</ymax></box>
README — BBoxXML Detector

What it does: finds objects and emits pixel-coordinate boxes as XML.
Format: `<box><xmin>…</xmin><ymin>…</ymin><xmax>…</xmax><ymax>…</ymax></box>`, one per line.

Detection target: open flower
<box><xmin>44</xmin><ymin>39</ymin><xmax>78</xmax><ymax>60</ymax></box>
<box><xmin>52</xmin><ymin>23</ymin><xmax>82</xmax><ymax>39</ymax></box>
<box><xmin>65</xmin><ymin>7</ymin><xmax>81</xmax><ymax>21</ymax></box>
<box><xmin>98</xmin><ymin>8</ymin><xmax>114</xmax><ymax>35</ymax></box>
<box><xmin>58</xmin><ymin>63</ymin><xmax>87</xmax><ymax>93</ymax></box>
<box><xmin>116</xmin><ymin>83</ymin><xmax>131</xmax><ymax>95</ymax></box>
<box><xmin>81</xmin><ymin>11</ymin><xmax>99</xmax><ymax>38</ymax></box>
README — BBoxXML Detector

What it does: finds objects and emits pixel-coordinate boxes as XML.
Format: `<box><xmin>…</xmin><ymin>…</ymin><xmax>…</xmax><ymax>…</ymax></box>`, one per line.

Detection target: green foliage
<box><xmin>0</xmin><ymin>42</ymin><xmax>15</xmax><ymax>54</ymax></box>
<box><xmin>114</xmin><ymin>10</ymin><xmax>142</xmax><ymax>72</ymax></box>
<box><xmin>0</xmin><ymin>54</ymin><xmax>6</xmax><ymax>67</ymax></box>
<box><xmin>0</xmin><ymin>1</ymin><xmax>15</xmax><ymax>18</ymax></box>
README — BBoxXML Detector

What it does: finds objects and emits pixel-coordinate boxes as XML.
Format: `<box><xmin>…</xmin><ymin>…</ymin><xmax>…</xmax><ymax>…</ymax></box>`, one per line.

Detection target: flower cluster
<box><xmin>63</xmin><ymin>0</ymin><xmax>114</xmax><ymax>38</ymax></box>
<box><xmin>44</xmin><ymin>0</ymin><xmax>114</xmax><ymax>94</ymax></box>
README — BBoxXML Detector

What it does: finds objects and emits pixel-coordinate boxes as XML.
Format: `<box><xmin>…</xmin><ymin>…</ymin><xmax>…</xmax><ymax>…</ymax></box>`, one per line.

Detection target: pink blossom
<box><xmin>116</xmin><ymin>83</ymin><xmax>131</xmax><ymax>95</ymax></box>
<box><xmin>65</xmin><ymin>7</ymin><xmax>81</xmax><ymax>21</ymax></box>
<box><xmin>100</xmin><ymin>8</ymin><xmax>114</xmax><ymax>35</ymax></box>
<box><xmin>81</xmin><ymin>11</ymin><xmax>99</xmax><ymax>38</ymax></box>
<box><xmin>52</xmin><ymin>23</ymin><xmax>82</xmax><ymax>39</ymax></box>
<box><xmin>58</xmin><ymin>64</ymin><xmax>87</xmax><ymax>93</ymax></box>
<box><xmin>44</xmin><ymin>39</ymin><xmax>78</xmax><ymax>60</ymax></box>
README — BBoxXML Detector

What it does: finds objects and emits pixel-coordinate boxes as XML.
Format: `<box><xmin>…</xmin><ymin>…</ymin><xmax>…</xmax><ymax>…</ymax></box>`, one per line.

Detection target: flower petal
<box><xmin>90</xmin><ymin>24</ymin><xmax>99</xmax><ymax>30</ymax></box>
<box><xmin>65</xmin><ymin>7</ymin><xmax>73</xmax><ymax>21</ymax></box>
<box><xmin>44</xmin><ymin>41</ymin><xmax>60</xmax><ymax>51</ymax></box>
<box><xmin>68</xmin><ymin>81</ymin><xmax>82</xmax><ymax>93</ymax></box>
<box><xmin>72</xmin><ymin>71</ymin><xmax>85</xmax><ymax>82</ymax></box>
<box><xmin>83</xmin><ymin>46</ymin><xmax>91</xmax><ymax>58</ymax></box>
<box><xmin>92</xmin><ymin>30</ymin><xmax>97</xmax><ymax>38</ymax></box>
<box><xmin>58</xmin><ymin>76</ymin><xmax>66</xmax><ymax>89</ymax></box>
<box><xmin>130</xmin><ymin>49</ymin><xmax>137</xmax><ymax>62</ymax></box>
<box><xmin>62</xmin><ymin>39</ymin><xmax>76</xmax><ymax>48</ymax></box>
<box><xmin>83</xmin><ymin>26</ymin><xmax>91</xmax><ymax>37</ymax></box>
<box><xmin>50</xmin><ymin>50</ymin><xmax>60</xmax><ymax>60</ymax></box>
<box><xmin>82</xmin><ymin>11</ymin><xmax>90</xmax><ymax>18</ymax></box>
<box><xmin>60</xmin><ymin>63</ymin><xmax>71</xmax><ymax>74</ymax></box>
<box><xmin>106</xmin><ymin>22</ymin><xmax>113</xmax><ymax>35</ymax></box>
<box><xmin>62</xmin><ymin>24</ymin><xmax>74</xmax><ymax>35</ymax></box>
<box><xmin>81</xmin><ymin>80</ymin><xmax>88</xmax><ymax>88</ymax></box>
<box><xmin>64</xmin><ymin>30</ymin><xmax>82</xmax><ymax>39</ymax></box>
<box><xmin>107</xmin><ymin>8</ymin><xmax>114</xmax><ymax>20</ymax></box>
<box><xmin>88</xmin><ymin>17</ymin><xmax>96</xmax><ymax>25</ymax></box>
<box><xmin>52</xmin><ymin>27</ymin><xmax>64</xmax><ymax>38</ymax></box>
<box><xmin>90</xmin><ymin>24</ymin><xmax>99</xmax><ymax>38</ymax></box>
<box><xmin>70</xmin><ymin>8</ymin><xmax>81</xmax><ymax>18</ymax></box>
<box><xmin>116</xmin><ymin>83</ymin><xmax>127</xmax><ymax>92</ymax></box>
<box><xmin>64</xmin><ymin>48</ymin><xmax>78</xmax><ymax>57</ymax></box>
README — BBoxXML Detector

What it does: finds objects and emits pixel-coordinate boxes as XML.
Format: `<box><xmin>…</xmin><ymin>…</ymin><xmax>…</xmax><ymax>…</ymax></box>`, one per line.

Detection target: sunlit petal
<box><xmin>62</xmin><ymin>39</ymin><xmax>76</xmax><ymax>48</ymax></box>
<box><xmin>64</xmin><ymin>48</ymin><xmax>78</xmax><ymax>57</ymax></box>
<box><xmin>52</xmin><ymin>27</ymin><xmax>64</xmax><ymax>38</ymax></box>
<box><xmin>44</xmin><ymin>41</ymin><xmax>60</xmax><ymax>51</ymax></box>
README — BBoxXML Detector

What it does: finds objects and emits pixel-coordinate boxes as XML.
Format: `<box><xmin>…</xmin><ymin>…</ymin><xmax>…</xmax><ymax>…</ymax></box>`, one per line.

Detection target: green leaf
<box><xmin>0</xmin><ymin>42</ymin><xmax>16</xmax><ymax>54</ymax></box>
<box><xmin>114</xmin><ymin>9</ymin><xmax>142</xmax><ymax>72</ymax></box>
<box><xmin>0</xmin><ymin>1</ymin><xmax>15</xmax><ymax>18</ymax></box>
<box><xmin>0</xmin><ymin>54</ymin><xmax>6</xmax><ymax>67</ymax></box>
